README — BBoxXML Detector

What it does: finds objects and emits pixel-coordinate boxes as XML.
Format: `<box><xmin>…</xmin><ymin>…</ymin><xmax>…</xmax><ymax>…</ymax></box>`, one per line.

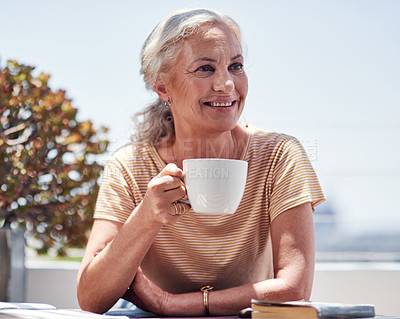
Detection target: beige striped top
<box><xmin>94</xmin><ymin>126</ymin><xmax>325</xmax><ymax>293</ymax></box>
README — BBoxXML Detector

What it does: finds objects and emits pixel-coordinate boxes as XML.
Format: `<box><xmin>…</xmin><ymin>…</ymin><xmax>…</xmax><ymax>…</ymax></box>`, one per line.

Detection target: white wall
<box><xmin>25</xmin><ymin>261</ymin><xmax>80</xmax><ymax>309</ymax></box>
<box><xmin>25</xmin><ymin>261</ymin><xmax>400</xmax><ymax>316</ymax></box>
<box><xmin>312</xmin><ymin>262</ymin><xmax>400</xmax><ymax>317</ymax></box>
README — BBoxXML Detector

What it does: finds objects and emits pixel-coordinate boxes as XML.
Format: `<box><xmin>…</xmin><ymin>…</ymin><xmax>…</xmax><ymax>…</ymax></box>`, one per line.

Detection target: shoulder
<box><xmin>246</xmin><ymin>124</ymin><xmax>302</xmax><ymax>155</ymax></box>
<box><xmin>109</xmin><ymin>142</ymin><xmax>153</xmax><ymax>160</ymax></box>
<box><xmin>104</xmin><ymin>142</ymin><xmax>156</xmax><ymax>171</ymax></box>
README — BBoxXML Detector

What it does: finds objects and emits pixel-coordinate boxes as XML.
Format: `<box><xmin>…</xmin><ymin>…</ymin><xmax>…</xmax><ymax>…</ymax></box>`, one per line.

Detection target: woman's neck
<box><xmin>158</xmin><ymin>125</ymin><xmax>247</xmax><ymax>168</ymax></box>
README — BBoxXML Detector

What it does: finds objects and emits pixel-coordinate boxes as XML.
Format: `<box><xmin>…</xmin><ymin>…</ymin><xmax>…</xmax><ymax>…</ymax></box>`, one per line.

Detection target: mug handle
<box><xmin>177</xmin><ymin>199</ymin><xmax>190</xmax><ymax>205</ymax></box>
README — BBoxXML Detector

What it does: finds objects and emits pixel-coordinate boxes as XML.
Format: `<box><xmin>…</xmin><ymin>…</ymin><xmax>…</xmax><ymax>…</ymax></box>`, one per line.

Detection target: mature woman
<box><xmin>77</xmin><ymin>8</ymin><xmax>325</xmax><ymax>316</ymax></box>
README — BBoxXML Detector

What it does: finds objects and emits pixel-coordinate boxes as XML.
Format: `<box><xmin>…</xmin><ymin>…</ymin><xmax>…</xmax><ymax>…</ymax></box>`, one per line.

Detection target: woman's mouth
<box><xmin>204</xmin><ymin>100</ymin><xmax>236</xmax><ymax>107</ymax></box>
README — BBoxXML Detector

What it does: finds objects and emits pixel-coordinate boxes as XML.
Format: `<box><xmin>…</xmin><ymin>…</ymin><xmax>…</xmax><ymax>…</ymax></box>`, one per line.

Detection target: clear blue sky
<box><xmin>2</xmin><ymin>0</ymin><xmax>399</xmax><ymax>234</ymax></box>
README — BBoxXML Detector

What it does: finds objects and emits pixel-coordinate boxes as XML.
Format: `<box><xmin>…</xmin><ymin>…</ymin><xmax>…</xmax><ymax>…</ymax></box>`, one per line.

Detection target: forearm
<box><xmin>77</xmin><ymin>204</ymin><xmax>162</xmax><ymax>313</ymax></box>
<box><xmin>164</xmin><ymin>276</ymin><xmax>310</xmax><ymax>316</ymax></box>
<box><xmin>210</xmin><ymin>278</ymin><xmax>301</xmax><ymax>315</ymax></box>
<box><xmin>78</xmin><ymin>163</ymin><xmax>190</xmax><ymax>313</ymax></box>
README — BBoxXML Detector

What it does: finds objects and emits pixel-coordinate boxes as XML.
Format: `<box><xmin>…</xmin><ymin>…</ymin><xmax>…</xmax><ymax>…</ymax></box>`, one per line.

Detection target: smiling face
<box><xmin>156</xmin><ymin>22</ymin><xmax>248</xmax><ymax>138</ymax></box>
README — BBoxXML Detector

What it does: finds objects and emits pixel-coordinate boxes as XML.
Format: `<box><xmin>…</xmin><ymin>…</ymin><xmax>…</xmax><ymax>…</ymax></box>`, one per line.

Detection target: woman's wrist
<box><xmin>161</xmin><ymin>290</ymin><xmax>208</xmax><ymax>317</ymax></box>
<box><xmin>132</xmin><ymin>200</ymin><xmax>163</xmax><ymax>228</ymax></box>
<box><xmin>160</xmin><ymin>291</ymin><xmax>180</xmax><ymax>316</ymax></box>
<box><xmin>158</xmin><ymin>289</ymin><xmax>172</xmax><ymax>316</ymax></box>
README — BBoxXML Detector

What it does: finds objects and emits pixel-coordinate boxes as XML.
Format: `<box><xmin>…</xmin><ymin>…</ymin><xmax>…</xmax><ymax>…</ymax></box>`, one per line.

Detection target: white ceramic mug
<box><xmin>182</xmin><ymin>159</ymin><xmax>248</xmax><ymax>214</ymax></box>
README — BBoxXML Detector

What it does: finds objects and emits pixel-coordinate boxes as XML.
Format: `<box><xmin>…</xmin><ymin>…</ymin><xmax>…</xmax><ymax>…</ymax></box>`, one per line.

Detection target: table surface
<box><xmin>105</xmin><ymin>307</ymin><xmax>400</xmax><ymax>319</ymax></box>
<box><xmin>0</xmin><ymin>305</ymin><xmax>399</xmax><ymax>319</ymax></box>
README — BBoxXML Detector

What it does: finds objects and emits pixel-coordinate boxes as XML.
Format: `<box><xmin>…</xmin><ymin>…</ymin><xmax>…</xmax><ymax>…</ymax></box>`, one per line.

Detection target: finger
<box><xmin>150</xmin><ymin>175</ymin><xmax>184</xmax><ymax>193</ymax></box>
<box><xmin>165</xmin><ymin>183</ymin><xmax>187</xmax><ymax>202</ymax></box>
<box><xmin>157</xmin><ymin>163</ymin><xmax>184</xmax><ymax>178</ymax></box>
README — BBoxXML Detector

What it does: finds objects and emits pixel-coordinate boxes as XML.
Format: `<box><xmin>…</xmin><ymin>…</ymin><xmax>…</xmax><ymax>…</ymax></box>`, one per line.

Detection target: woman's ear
<box><xmin>153</xmin><ymin>76</ymin><xmax>169</xmax><ymax>101</ymax></box>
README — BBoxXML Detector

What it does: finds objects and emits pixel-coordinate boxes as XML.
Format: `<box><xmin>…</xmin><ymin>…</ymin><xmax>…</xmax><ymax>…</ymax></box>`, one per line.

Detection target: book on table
<box><xmin>251</xmin><ymin>299</ymin><xmax>375</xmax><ymax>318</ymax></box>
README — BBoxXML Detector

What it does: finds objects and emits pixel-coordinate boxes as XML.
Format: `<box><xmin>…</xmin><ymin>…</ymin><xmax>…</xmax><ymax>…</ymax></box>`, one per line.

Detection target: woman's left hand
<box><xmin>124</xmin><ymin>268</ymin><xmax>171</xmax><ymax>315</ymax></box>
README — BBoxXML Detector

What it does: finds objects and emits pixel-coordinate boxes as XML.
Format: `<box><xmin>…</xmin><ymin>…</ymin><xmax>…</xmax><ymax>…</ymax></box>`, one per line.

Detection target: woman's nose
<box><xmin>212</xmin><ymin>70</ymin><xmax>235</xmax><ymax>93</ymax></box>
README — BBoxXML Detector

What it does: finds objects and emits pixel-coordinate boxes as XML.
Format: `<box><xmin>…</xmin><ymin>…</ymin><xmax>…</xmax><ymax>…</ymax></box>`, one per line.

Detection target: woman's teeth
<box><xmin>207</xmin><ymin>102</ymin><xmax>234</xmax><ymax>107</ymax></box>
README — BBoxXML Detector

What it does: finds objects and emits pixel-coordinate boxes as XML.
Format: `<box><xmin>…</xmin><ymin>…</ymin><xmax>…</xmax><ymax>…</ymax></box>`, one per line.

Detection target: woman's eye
<box><xmin>229</xmin><ymin>63</ymin><xmax>244</xmax><ymax>71</ymax></box>
<box><xmin>195</xmin><ymin>65</ymin><xmax>214</xmax><ymax>72</ymax></box>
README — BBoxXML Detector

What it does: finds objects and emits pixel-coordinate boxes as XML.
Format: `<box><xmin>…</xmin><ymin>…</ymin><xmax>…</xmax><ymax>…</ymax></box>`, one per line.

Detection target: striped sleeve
<box><xmin>93</xmin><ymin>157</ymin><xmax>136</xmax><ymax>223</ymax></box>
<box><xmin>269</xmin><ymin>135</ymin><xmax>325</xmax><ymax>221</ymax></box>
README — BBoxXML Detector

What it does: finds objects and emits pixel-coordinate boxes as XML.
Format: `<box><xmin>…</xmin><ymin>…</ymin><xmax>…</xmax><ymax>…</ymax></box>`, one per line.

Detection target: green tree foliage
<box><xmin>0</xmin><ymin>60</ymin><xmax>109</xmax><ymax>256</ymax></box>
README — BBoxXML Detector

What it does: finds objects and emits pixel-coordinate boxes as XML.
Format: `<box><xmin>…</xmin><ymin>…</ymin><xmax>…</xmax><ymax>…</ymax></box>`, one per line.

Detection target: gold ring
<box><xmin>169</xmin><ymin>202</ymin><xmax>185</xmax><ymax>216</ymax></box>
<box><xmin>170</xmin><ymin>202</ymin><xmax>179</xmax><ymax>216</ymax></box>
<box><xmin>178</xmin><ymin>202</ymin><xmax>186</xmax><ymax>215</ymax></box>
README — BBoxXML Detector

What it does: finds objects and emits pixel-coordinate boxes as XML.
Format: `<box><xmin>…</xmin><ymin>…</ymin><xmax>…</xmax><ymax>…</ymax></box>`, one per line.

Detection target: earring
<box><xmin>164</xmin><ymin>97</ymin><xmax>172</xmax><ymax>108</ymax></box>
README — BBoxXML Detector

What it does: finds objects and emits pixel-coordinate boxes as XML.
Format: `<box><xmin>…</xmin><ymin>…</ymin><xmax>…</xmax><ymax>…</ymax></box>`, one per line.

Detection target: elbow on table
<box><xmin>288</xmin><ymin>283</ymin><xmax>312</xmax><ymax>301</ymax></box>
<box><xmin>280</xmin><ymin>269</ymin><xmax>314</xmax><ymax>301</ymax></box>
<box><xmin>76</xmin><ymin>289</ymin><xmax>94</xmax><ymax>313</ymax></box>
<box><xmin>77</xmin><ymin>293</ymin><xmax>108</xmax><ymax>314</ymax></box>
<box><xmin>76</xmin><ymin>281</ymin><xmax>110</xmax><ymax>314</ymax></box>
<box><xmin>280</xmin><ymin>275</ymin><xmax>313</xmax><ymax>301</ymax></box>
<box><xmin>285</xmin><ymin>275</ymin><xmax>313</xmax><ymax>301</ymax></box>
<box><xmin>263</xmin><ymin>278</ymin><xmax>313</xmax><ymax>302</ymax></box>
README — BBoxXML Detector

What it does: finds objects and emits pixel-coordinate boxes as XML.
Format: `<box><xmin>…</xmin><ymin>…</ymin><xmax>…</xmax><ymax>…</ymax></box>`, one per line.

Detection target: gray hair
<box><xmin>132</xmin><ymin>8</ymin><xmax>244</xmax><ymax>145</ymax></box>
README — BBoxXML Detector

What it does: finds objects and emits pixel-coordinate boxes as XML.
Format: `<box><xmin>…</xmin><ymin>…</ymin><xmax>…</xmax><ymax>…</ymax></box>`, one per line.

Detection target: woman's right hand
<box><xmin>140</xmin><ymin>163</ymin><xmax>190</xmax><ymax>224</ymax></box>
